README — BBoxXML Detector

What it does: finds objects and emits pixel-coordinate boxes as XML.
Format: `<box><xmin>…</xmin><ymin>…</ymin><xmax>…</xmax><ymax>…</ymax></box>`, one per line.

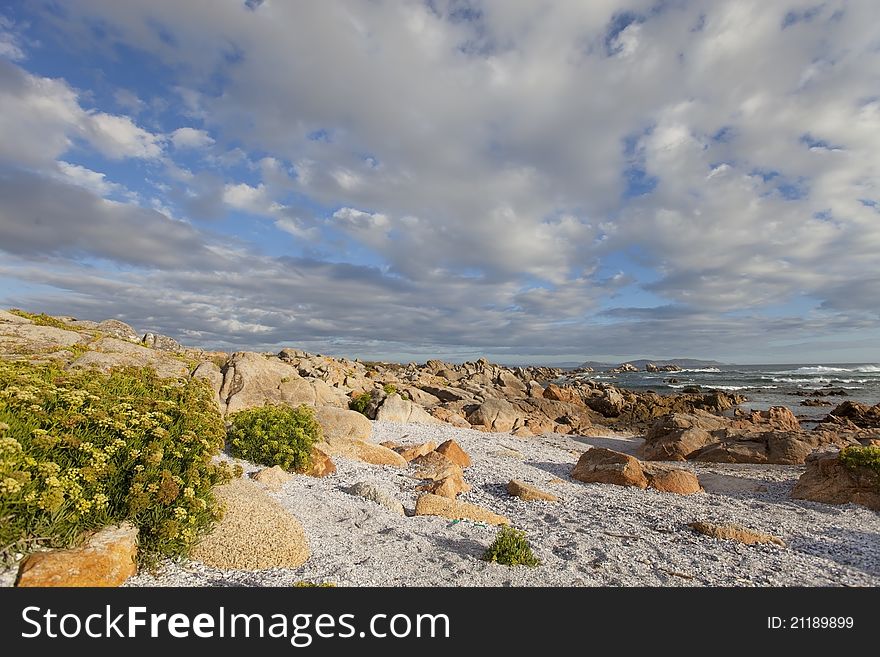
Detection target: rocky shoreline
<box><xmin>2</xmin><ymin>309</ymin><xmax>879</xmax><ymax>587</ymax></box>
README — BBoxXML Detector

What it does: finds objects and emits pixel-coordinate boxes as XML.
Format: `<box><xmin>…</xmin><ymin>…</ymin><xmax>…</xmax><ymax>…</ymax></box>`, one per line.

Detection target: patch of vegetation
<box><xmin>839</xmin><ymin>446</ymin><xmax>880</xmax><ymax>476</ymax></box>
<box><xmin>0</xmin><ymin>360</ymin><xmax>234</xmax><ymax>566</ymax></box>
<box><xmin>226</xmin><ymin>404</ymin><xmax>321</xmax><ymax>472</ymax></box>
<box><xmin>349</xmin><ymin>392</ymin><xmax>373</xmax><ymax>416</ymax></box>
<box><xmin>291</xmin><ymin>581</ymin><xmax>336</xmax><ymax>588</ymax></box>
<box><xmin>382</xmin><ymin>383</ymin><xmax>397</xmax><ymax>396</ymax></box>
<box><xmin>482</xmin><ymin>526</ymin><xmax>540</xmax><ymax>567</ymax></box>
<box><xmin>8</xmin><ymin>309</ymin><xmax>71</xmax><ymax>330</ymax></box>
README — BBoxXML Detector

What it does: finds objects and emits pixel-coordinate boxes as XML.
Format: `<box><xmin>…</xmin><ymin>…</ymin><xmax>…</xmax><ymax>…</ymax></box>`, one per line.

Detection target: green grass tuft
<box><xmin>839</xmin><ymin>445</ymin><xmax>880</xmax><ymax>476</ymax></box>
<box><xmin>8</xmin><ymin>309</ymin><xmax>71</xmax><ymax>330</ymax></box>
<box><xmin>482</xmin><ymin>526</ymin><xmax>540</xmax><ymax>567</ymax></box>
<box><xmin>349</xmin><ymin>392</ymin><xmax>372</xmax><ymax>416</ymax></box>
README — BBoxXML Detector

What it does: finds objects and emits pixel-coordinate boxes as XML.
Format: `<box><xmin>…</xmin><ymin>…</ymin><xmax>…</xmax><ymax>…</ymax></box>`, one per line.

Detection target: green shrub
<box><xmin>0</xmin><ymin>360</ymin><xmax>234</xmax><ymax>566</ymax></box>
<box><xmin>839</xmin><ymin>446</ymin><xmax>880</xmax><ymax>476</ymax></box>
<box><xmin>8</xmin><ymin>309</ymin><xmax>70</xmax><ymax>330</ymax></box>
<box><xmin>482</xmin><ymin>526</ymin><xmax>540</xmax><ymax>567</ymax></box>
<box><xmin>382</xmin><ymin>383</ymin><xmax>397</xmax><ymax>396</ymax></box>
<box><xmin>227</xmin><ymin>404</ymin><xmax>320</xmax><ymax>471</ymax></box>
<box><xmin>349</xmin><ymin>392</ymin><xmax>372</xmax><ymax>416</ymax></box>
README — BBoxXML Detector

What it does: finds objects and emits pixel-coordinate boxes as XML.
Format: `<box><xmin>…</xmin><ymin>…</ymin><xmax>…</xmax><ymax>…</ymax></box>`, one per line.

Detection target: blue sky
<box><xmin>0</xmin><ymin>0</ymin><xmax>879</xmax><ymax>365</ymax></box>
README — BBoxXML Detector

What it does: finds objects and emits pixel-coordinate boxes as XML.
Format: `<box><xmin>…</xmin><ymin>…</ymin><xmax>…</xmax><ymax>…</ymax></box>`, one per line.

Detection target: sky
<box><xmin>0</xmin><ymin>0</ymin><xmax>879</xmax><ymax>365</ymax></box>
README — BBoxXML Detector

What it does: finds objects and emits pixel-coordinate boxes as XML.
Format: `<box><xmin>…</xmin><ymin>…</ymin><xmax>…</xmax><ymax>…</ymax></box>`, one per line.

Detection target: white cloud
<box><xmin>54</xmin><ymin>161</ymin><xmax>120</xmax><ymax>197</ymax></box>
<box><xmin>222</xmin><ymin>182</ymin><xmax>270</xmax><ymax>213</ymax></box>
<box><xmin>82</xmin><ymin>111</ymin><xmax>163</xmax><ymax>160</ymax></box>
<box><xmin>0</xmin><ymin>16</ymin><xmax>26</xmax><ymax>61</ymax></box>
<box><xmin>170</xmin><ymin>126</ymin><xmax>215</xmax><ymax>149</ymax></box>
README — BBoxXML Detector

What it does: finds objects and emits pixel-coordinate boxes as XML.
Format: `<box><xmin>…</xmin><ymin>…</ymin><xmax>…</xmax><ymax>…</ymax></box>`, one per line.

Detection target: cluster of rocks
<box><xmin>638</xmin><ymin>406</ymin><xmax>878</xmax><ymax>465</ymax></box>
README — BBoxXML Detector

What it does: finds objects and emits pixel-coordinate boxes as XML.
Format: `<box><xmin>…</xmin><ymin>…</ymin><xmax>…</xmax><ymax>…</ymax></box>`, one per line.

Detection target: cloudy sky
<box><xmin>1</xmin><ymin>1</ymin><xmax>879</xmax><ymax>364</ymax></box>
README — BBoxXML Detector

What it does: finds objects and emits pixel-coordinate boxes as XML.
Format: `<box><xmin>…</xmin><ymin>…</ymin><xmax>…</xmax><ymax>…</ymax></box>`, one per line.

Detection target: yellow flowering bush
<box><xmin>0</xmin><ymin>360</ymin><xmax>235</xmax><ymax>566</ymax></box>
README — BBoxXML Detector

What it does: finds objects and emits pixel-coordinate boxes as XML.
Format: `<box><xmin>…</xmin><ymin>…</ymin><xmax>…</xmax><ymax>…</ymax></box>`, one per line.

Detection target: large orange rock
<box><xmin>570</xmin><ymin>447</ymin><xmax>648</xmax><ymax>488</ymax></box>
<box><xmin>507</xmin><ymin>479</ymin><xmax>559</xmax><ymax>502</ymax></box>
<box><xmin>642</xmin><ymin>464</ymin><xmax>703</xmax><ymax>495</ymax></box>
<box><xmin>300</xmin><ymin>444</ymin><xmax>337</xmax><ymax>477</ymax></box>
<box><xmin>411</xmin><ymin>451</ymin><xmax>460</xmax><ymax>480</ymax></box>
<box><xmin>419</xmin><ymin>471</ymin><xmax>471</xmax><ymax>499</ymax></box>
<box><xmin>394</xmin><ymin>441</ymin><xmax>437</xmax><ymax>462</ymax></box>
<box><xmin>318</xmin><ymin>438</ymin><xmax>406</xmax><ymax>467</ymax></box>
<box><xmin>17</xmin><ymin>523</ymin><xmax>138</xmax><ymax>587</ymax></box>
<box><xmin>414</xmin><ymin>494</ymin><xmax>508</xmax><ymax>525</ymax></box>
<box><xmin>435</xmin><ymin>439</ymin><xmax>472</xmax><ymax>467</ymax></box>
<box><xmin>791</xmin><ymin>451</ymin><xmax>880</xmax><ymax>511</ymax></box>
<box><xmin>689</xmin><ymin>521</ymin><xmax>785</xmax><ymax>547</ymax></box>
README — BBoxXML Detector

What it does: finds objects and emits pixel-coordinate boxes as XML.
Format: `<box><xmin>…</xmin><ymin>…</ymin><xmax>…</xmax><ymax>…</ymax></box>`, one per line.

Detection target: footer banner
<box><xmin>0</xmin><ymin>586</ymin><xmax>870</xmax><ymax>653</ymax></box>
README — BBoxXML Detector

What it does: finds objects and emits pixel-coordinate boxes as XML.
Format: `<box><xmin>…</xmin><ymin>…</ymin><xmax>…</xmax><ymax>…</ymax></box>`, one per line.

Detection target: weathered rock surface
<box><xmin>791</xmin><ymin>451</ymin><xmax>880</xmax><ymax>511</ymax></box>
<box><xmin>414</xmin><ymin>493</ymin><xmax>509</xmax><ymax>525</ymax></box>
<box><xmin>314</xmin><ymin>406</ymin><xmax>373</xmax><ymax>442</ymax></box>
<box><xmin>571</xmin><ymin>448</ymin><xmax>648</xmax><ymax>488</ymax></box>
<box><xmin>507</xmin><ymin>479</ymin><xmax>559</xmax><ymax>502</ymax></box>
<box><xmin>16</xmin><ymin>523</ymin><xmax>138</xmax><ymax>587</ymax></box>
<box><xmin>300</xmin><ymin>444</ymin><xmax>337</xmax><ymax>477</ymax></box>
<box><xmin>688</xmin><ymin>521</ymin><xmax>785</xmax><ymax>547</ymax></box>
<box><xmin>642</xmin><ymin>464</ymin><xmax>703</xmax><ymax>495</ymax></box>
<box><xmin>345</xmin><ymin>481</ymin><xmax>405</xmax><ymax>515</ymax></box>
<box><xmin>375</xmin><ymin>393</ymin><xmax>442</xmax><ymax>424</ymax></box>
<box><xmin>435</xmin><ymin>439</ymin><xmax>471</xmax><ymax>467</ymax></box>
<box><xmin>394</xmin><ymin>441</ymin><xmax>437</xmax><ymax>461</ymax></box>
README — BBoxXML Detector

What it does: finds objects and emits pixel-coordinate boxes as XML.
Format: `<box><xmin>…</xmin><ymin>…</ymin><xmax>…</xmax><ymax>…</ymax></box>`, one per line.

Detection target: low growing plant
<box><xmin>482</xmin><ymin>526</ymin><xmax>540</xmax><ymax>567</ymax></box>
<box><xmin>226</xmin><ymin>404</ymin><xmax>321</xmax><ymax>472</ymax></box>
<box><xmin>8</xmin><ymin>309</ymin><xmax>71</xmax><ymax>330</ymax></box>
<box><xmin>0</xmin><ymin>360</ymin><xmax>234</xmax><ymax>566</ymax></box>
<box><xmin>349</xmin><ymin>392</ymin><xmax>372</xmax><ymax>416</ymax></box>
<box><xmin>382</xmin><ymin>383</ymin><xmax>397</xmax><ymax>396</ymax></box>
<box><xmin>839</xmin><ymin>445</ymin><xmax>880</xmax><ymax>477</ymax></box>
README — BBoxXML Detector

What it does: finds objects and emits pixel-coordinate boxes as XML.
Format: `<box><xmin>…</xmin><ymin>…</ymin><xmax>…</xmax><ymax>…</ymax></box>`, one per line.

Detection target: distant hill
<box><xmin>576</xmin><ymin>358</ymin><xmax>726</xmax><ymax>370</ymax></box>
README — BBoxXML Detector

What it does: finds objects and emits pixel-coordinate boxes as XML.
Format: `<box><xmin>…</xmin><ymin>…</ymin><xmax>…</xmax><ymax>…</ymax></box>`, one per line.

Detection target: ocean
<box><xmin>567</xmin><ymin>363</ymin><xmax>880</xmax><ymax>425</ymax></box>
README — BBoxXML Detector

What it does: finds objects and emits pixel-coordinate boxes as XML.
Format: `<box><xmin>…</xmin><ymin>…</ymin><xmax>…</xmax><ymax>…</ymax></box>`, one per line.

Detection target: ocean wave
<box><xmin>666</xmin><ymin>384</ymin><xmax>776</xmax><ymax>391</ymax></box>
<box><xmin>769</xmin><ymin>377</ymin><xmax>870</xmax><ymax>385</ymax></box>
<box><xmin>782</xmin><ymin>365</ymin><xmax>880</xmax><ymax>375</ymax></box>
<box><xmin>679</xmin><ymin>367</ymin><xmax>721</xmax><ymax>373</ymax></box>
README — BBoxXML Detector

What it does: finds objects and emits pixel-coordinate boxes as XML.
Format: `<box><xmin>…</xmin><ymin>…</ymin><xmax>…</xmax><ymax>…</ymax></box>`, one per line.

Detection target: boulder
<box><xmin>220</xmin><ymin>352</ymin><xmax>347</xmax><ymax>415</ymax></box>
<box><xmin>0</xmin><ymin>322</ymin><xmax>87</xmax><ymax>356</ymax></box>
<box><xmin>689</xmin><ymin>440</ymin><xmax>769</xmax><ymax>464</ymax></box>
<box><xmin>791</xmin><ymin>451</ymin><xmax>880</xmax><ymax>511</ymax></box>
<box><xmin>317</xmin><ymin>439</ymin><xmax>406</xmax><ymax>467</ymax></box>
<box><xmin>642</xmin><ymin>464</ymin><xmax>703</xmax><ymax>495</ymax></box>
<box><xmin>570</xmin><ymin>448</ymin><xmax>648</xmax><ymax>488</ymax></box>
<box><xmin>252</xmin><ymin>465</ymin><xmax>293</xmax><ymax>489</ymax></box>
<box><xmin>394</xmin><ymin>441</ymin><xmax>437</xmax><ymax>461</ymax></box>
<box><xmin>192</xmin><ymin>360</ymin><xmax>225</xmax><ymax>409</ymax></box>
<box><xmin>688</xmin><ymin>521</ymin><xmax>785</xmax><ymax>547</ymax></box>
<box><xmin>300</xmin><ymin>444</ymin><xmax>337</xmax><ymax>477</ymax></box>
<box><xmin>141</xmin><ymin>332</ymin><xmax>183</xmax><ymax>352</ymax></box>
<box><xmin>639</xmin><ymin>411</ymin><xmax>729</xmax><ymax>461</ymax></box>
<box><xmin>16</xmin><ymin>523</ymin><xmax>138</xmax><ymax>587</ymax></box>
<box><xmin>748</xmin><ymin>406</ymin><xmax>800</xmax><ymax>432</ymax></box>
<box><xmin>543</xmin><ymin>384</ymin><xmax>583</xmax><ymax>405</ymax></box>
<box><xmin>466</xmin><ymin>398</ymin><xmax>519</xmax><ymax>432</ymax></box>
<box><xmin>411</xmin><ymin>451</ymin><xmax>461</xmax><ymax>481</ymax></box>
<box><xmin>0</xmin><ymin>309</ymin><xmax>33</xmax><ymax>324</ymax></box>
<box><xmin>435</xmin><ymin>439</ymin><xmax>472</xmax><ymax>467</ymax></box>
<box><xmin>314</xmin><ymin>406</ymin><xmax>372</xmax><ymax>442</ymax></box>
<box><xmin>586</xmin><ymin>388</ymin><xmax>628</xmax><ymax>417</ymax></box>
<box><xmin>96</xmin><ymin>319</ymin><xmax>139</xmax><ymax>341</ymax></box>
<box><xmin>414</xmin><ymin>494</ymin><xmax>509</xmax><ymax>525</ymax></box>
<box><xmin>344</xmin><ymin>482</ymin><xmax>405</xmax><ymax>515</ymax></box>
<box><xmin>375</xmin><ymin>394</ymin><xmax>442</xmax><ymax>424</ymax></box>
<box><xmin>429</xmin><ymin>407</ymin><xmax>472</xmax><ymax>428</ymax></box>
<box><xmin>507</xmin><ymin>479</ymin><xmax>559</xmax><ymax>502</ymax></box>
<box><xmin>191</xmin><ymin>478</ymin><xmax>310</xmax><ymax>570</ymax></box>
<box><xmin>419</xmin><ymin>471</ymin><xmax>471</xmax><ymax>499</ymax></box>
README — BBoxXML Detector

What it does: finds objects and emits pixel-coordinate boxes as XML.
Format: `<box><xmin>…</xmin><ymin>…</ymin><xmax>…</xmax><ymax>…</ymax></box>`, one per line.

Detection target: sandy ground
<box><xmin>118</xmin><ymin>421</ymin><xmax>880</xmax><ymax>587</ymax></box>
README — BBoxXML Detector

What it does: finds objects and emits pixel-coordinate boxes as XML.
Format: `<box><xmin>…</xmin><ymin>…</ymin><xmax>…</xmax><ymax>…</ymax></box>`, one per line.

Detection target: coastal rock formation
<box><xmin>191</xmin><ymin>478</ymin><xmax>310</xmax><ymax>570</ymax></box>
<box><xmin>688</xmin><ymin>521</ymin><xmax>785</xmax><ymax>547</ymax></box>
<box><xmin>394</xmin><ymin>441</ymin><xmax>437</xmax><ymax>461</ymax></box>
<box><xmin>414</xmin><ymin>493</ymin><xmax>509</xmax><ymax>525</ymax></box>
<box><xmin>571</xmin><ymin>448</ymin><xmax>648</xmax><ymax>488</ymax></box>
<box><xmin>16</xmin><ymin>523</ymin><xmax>138</xmax><ymax>587</ymax></box>
<box><xmin>70</xmin><ymin>337</ymin><xmax>190</xmax><ymax>379</ymax></box>
<box><xmin>318</xmin><ymin>437</ymin><xmax>406</xmax><ymax>467</ymax></box>
<box><xmin>314</xmin><ymin>406</ymin><xmax>373</xmax><ymax>442</ymax></box>
<box><xmin>642</xmin><ymin>464</ymin><xmax>703</xmax><ymax>495</ymax></box>
<box><xmin>435</xmin><ymin>439</ymin><xmax>471</xmax><ymax>467</ymax></box>
<box><xmin>639</xmin><ymin>411</ymin><xmax>730</xmax><ymax>461</ymax></box>
<box><xmin>419</xmin><ymin>471</ymin><xmax>471</xmax><ymax>498</ymax></box>
<box><xmin>375</xmin><ymin>393</ymin><xmax>442</xmax><ymax>424</ymax></box>
<box><xmin>300</xmin><ymin>444</ymin><xmax>337</xmax><ymax>477</ymax></box>
<box><xmin>822</xmin><ymin>401</ymin><xmax>880</xmax><ymax>429</ymax></box>
<box><xmin>791</xmin><ymin>451</ymin><xmax>880</xmax><ymax>511</ymax></box>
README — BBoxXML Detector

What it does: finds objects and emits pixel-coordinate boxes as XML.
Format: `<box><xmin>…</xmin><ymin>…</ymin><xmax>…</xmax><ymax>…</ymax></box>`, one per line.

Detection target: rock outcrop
<box><xmin>414</xmin><ymin>494</ymin><xmax>509</xmax><ymax>525</ymax></box>
<box><xmin>16</xmin><ymin>523</ymin><xmax>138</xmax><ymax>587</ymax></box>
<box><xmin>688</xmin><ymin>521</ymin><xmax>785</xmax><ymax>547</ymax></box>
<box><xmin>791</xmin><ymin>450</ymin><xmax>880</xmax><ymax>511</ymax></box>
